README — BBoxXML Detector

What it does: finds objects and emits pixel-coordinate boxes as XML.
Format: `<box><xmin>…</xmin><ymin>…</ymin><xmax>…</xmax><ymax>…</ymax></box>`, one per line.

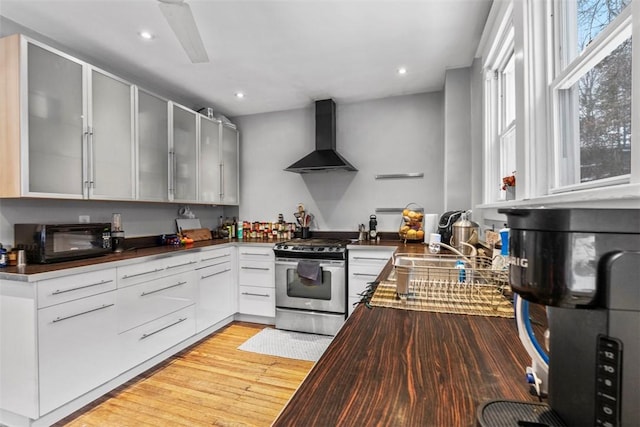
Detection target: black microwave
<box><xmin>15</xmin><ymin>223</ymin><xmax>112</xmax><ymax>264</ymax></box>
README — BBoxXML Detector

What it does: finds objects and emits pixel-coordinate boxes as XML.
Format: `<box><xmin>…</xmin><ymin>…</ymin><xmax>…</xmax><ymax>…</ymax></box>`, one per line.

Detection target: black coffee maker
<box><xmin>478</xmin><ymin>208</ymin><xmax>639</xmax><ymax>427</ymax></box>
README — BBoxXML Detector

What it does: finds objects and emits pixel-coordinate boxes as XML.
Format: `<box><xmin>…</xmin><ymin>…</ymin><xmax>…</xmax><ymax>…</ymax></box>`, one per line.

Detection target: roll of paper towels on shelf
<box><xmin>423</xmin><ymin>214</ymin><xmax>439</xmax><ymax>242</ymax></box>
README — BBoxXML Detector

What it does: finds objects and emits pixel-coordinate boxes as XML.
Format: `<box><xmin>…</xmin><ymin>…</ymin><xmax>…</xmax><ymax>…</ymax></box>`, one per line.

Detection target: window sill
<box><xmin>477</xmin><ymin>183</ymin><xmax>640</xmax><ymax>209</ymax></box>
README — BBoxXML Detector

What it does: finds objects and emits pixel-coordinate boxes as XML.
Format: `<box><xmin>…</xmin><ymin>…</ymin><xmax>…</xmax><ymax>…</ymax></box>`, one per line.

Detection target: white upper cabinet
<box><xmin>198</xmin><ymin>116</ymin><xmax>240</xmax><ymax>205</ymax></box>
<box><xmin>199</xmin><ymin>116</ymin><xmax>221</xmax><ymax>203</ymax></box>
<box><xmin>87</xmin><ymin>68</ymin><xmax>135</xmax><ymax>200</ymax></box>
<box><xmin>137</xmin><ymin>89</ymin><xmax>170</xmax><ymax>202</ymax></box>
<box><xmin>171</xmin><ymin>103</ymin><xmax>198</xmax><ymax>203</ymax></box>
<box><xmin>0</xmin><ymin>35</ymin><xmax>135</xmax><ymax>200</ymax></box>
<box><xmin>220</xmin><ymin>123</ymin><xmax>239</xmax><ymax>205</ymax></box>
<box><xmin>0</xmin><ymin>34</ymin><xmax>239</xmax><ymax>204</ymax></box>
<box><xmin>25</xmin><ymin>41</ymin><xmax>85</xmax><ymax>197</ymax></box>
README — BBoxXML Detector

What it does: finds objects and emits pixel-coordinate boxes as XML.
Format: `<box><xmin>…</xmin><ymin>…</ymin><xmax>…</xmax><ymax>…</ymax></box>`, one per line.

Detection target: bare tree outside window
<box><xmin>577</xmin><ymin>0</ymin><xmax>631</xmax><ymax>182</ymax></box>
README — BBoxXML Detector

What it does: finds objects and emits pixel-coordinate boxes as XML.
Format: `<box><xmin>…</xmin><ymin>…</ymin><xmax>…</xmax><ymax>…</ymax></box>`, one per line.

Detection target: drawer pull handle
<box><xmin>197</xmin><ymin>260</ymin><xmax>230</xmax><ymax>270</ymax></box>
<box><xmin>240</xmin><ymin>252</ymin><xmax>271</xmax><ymax>256</ymax></box>
<box><xmin>51</xmin><ymin>279</ymin><xmax>113</xmax><ymax>295</ymax></box>
<box><xmin>353</xmin><ymin>257</ymin><xmax>388</xmax><ymax>261</ymax></box>
<box><xmin>140</xmin><ymin>281</ymin><xmax>187</xmax><ymax>296</ymax></box>
<box><xmin>140</xmin><ymin>317</ymin><xmax>187</xmax><ymax>340</ymax></box>
<box><xmin>202</xmin><ymin>253</ymin><xmax>230</xmax><ymax>261</ymax></box>
<box><xmin>52</xmin><ymin>303</ymin><xmax>114</xmax><ymax>323</ymax></box>
<box><xmin>241</xmin><ymin>292</ymin><xmax>270</xmax><ymax>298</ymax></box>
<box><xmin>122</xmin><ymin>268</ymin><xmax>164</xmax><ymax>279</ymax></box>
<box><xmin>167</xmin><ymin>260</ymin><xmax>197</xmax><ymax>269</ymax></box>
<box><xmin>201</xmin><ymin>269</ymin><xmax>231</xmax><ymax>279</ymax></box>
<box><xmin>353</xmin><ymin>273</ymin><xmax>378</xmax><ymax>277</ymax></box>
<box><xmin>241</xmin><ymin>266</ymin><xmax>270</xmax><ymax>271</ymax></box>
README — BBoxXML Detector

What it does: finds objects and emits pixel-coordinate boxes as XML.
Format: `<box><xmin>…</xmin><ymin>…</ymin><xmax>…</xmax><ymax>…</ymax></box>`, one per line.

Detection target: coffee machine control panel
<box><xmin>595</xmin><ymin>336</ymin><xmax>622</xmax><ymax>427</ymax></box>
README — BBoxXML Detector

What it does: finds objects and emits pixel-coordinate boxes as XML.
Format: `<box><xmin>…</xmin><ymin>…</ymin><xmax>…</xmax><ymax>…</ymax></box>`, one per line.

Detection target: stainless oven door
<box><xmin>275</xmin><ymin>258</ymin><xmax>346</xmax><ymax>313</ymax></box>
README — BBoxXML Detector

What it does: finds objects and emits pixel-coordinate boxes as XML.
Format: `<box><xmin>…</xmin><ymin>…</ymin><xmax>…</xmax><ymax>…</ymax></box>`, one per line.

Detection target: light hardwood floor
<box><xmin>55</xmin><ymin>322</ymin><xmax>314</xmax><ymax>427</ymax></box>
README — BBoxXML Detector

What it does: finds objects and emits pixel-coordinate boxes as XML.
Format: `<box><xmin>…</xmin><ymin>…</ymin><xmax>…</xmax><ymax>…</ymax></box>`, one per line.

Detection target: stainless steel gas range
<box><xmin>273</xmin><ymin>238</ymin><xmax>350</xmax><ymax>336</ymax></box>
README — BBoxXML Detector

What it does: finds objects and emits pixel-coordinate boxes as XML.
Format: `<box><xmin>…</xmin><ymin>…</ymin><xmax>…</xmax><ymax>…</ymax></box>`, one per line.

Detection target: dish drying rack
<box><xmin>391</xmin><ymin>253</ymin><xmax>511</xmax><ymax>311</ymax></box>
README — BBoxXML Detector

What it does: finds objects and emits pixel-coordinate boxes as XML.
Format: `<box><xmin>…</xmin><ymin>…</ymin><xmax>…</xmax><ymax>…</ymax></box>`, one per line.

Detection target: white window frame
<box><xmin>481</xmin><ymin>1</ymin><xmax>516</xmax><ymax>203</ymax></box>
<box><xmin>549</xmin><ymin>2</ymin><xmax>633</xmax><ymax>193</ymax></box>
<box><xmin>478</xmin><ymin>0</ymin><xmax>639</xmax><ymax>210</ymax></box>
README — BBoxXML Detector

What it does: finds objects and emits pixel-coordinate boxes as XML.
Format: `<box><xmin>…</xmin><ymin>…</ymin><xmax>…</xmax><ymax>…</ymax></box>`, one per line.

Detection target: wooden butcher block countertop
<box><xmin>273</xmin><ymin>244</ymin><xmax>540</xmax><ymax>427</ymax></box>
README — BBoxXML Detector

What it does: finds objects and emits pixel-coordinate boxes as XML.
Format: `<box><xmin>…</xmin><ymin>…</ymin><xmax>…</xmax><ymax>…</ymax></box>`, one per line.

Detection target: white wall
<box><xmin>234</xmin><ymin>92</ymin><xmax>446</xmax><ymax>232</ymax></box>
<box><xmin>443</xmin><ymin>67</ymin><xmax>473</xmax><ymax>213</ymax></box>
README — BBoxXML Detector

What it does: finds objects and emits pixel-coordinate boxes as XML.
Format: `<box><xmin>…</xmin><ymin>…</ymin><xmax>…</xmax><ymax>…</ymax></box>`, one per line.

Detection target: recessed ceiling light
<box><xmin>235</xmin><ymin>92</ymin><xmax>245</xmax><ymax>99</ymax></box>
<box><xmin>397</xmin><ymin>67</ymin><xmax>407</xmax><ymax>75</ymax></box>
<box><xmin>139</xmin><ymin>31</ymin><xmax>154</xmax><ymax>40</ymax></box>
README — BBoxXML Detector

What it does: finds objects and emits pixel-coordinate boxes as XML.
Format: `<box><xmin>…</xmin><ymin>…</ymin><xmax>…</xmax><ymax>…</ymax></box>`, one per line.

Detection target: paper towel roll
<box><xmin>423</xmin><ymin>214</ymin><xmax>439</xmax><ymax>242</ymax></box>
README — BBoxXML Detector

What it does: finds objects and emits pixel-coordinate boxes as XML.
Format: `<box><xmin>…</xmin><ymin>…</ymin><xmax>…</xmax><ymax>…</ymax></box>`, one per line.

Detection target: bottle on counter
<box><xmin>0</xmin><ymin>244</ymin><xmax>7</xmax><ymax>267</ymax></box>
<box><xmin>237</xmin><ymin>220</ymin><xmax>243</xmax><ymax>239</ymax></box>
<box><xmin>428</xmin><ymin>233</ymin><xmax>441</xmax><ymax>254</ymax></box>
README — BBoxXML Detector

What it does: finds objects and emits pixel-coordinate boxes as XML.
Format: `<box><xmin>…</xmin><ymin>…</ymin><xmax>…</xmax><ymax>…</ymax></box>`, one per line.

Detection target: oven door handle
<box><xmin>275</xmin><ymin>259</ymin><xmax>345</xmax><ymax>268</ymax></box>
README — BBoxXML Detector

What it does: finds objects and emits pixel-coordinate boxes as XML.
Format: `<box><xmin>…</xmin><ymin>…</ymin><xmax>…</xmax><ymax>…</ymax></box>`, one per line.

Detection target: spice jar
<box><xmin>7</xmin><ymin>250</ymin><xmax>18</xmax><ymax>266</ymax></box>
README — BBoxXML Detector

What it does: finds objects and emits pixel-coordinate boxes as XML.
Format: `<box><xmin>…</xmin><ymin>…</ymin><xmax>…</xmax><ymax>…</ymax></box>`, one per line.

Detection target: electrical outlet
<box><xmin>79</xmin><ymin>215</ymin><xmax>90</xmax><ymax>223</ymax></box>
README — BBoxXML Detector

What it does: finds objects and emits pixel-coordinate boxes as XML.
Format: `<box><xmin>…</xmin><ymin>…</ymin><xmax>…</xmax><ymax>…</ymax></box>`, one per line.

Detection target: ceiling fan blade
<box><xmin>158</xmin><ymin>0</ymin><xmax>209</xmax><ymax>63</ymax></box>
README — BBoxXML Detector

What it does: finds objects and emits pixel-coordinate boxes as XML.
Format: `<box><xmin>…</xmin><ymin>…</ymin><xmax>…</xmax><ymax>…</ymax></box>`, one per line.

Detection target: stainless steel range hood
<box><xmin>284</xmin><ymin>99</ymin><xmax>357</xmax><ymax>173</ymax></box>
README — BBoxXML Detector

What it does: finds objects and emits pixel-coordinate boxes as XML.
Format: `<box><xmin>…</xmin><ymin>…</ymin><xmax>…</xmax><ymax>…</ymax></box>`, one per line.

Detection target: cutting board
<box><xmin>181</xmin><ymin>228</ymin><xmax>212</xmax><ymax>241</ymax></box>
<box><xmin>176</xmin><ymin>218</ymin><xmax>201</xmax><ymax>233</ymax></box>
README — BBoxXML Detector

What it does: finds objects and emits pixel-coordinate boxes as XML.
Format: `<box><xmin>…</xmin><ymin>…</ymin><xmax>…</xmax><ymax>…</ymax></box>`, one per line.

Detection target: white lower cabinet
<box><xmin>239</xmin><ymin>285</ymin><xmax>275</xmax><ymax>317</ymax></box>
<box><xmin>37</xmin><ymin>290</ymin><xmax>119</xmax><ymax>415</ymax></box>
<box><xmin>196</xmin><ymin>246</ymin><xmax>235</xmax><ymax>332</ymax></box>
<box><xmin>119</xmin><ymin>305</ymin><xmax>196</xmax><ymax>369</ymax></box>
<box><xmin>0</xmin><ymin>242</ymin><xmax>272</xmax><ymax>426</ymax></box>
<box><xmin>117</xmin><ymin>270</ymin><xmax>197</xmax><ymax>333</ymax></box>
<box><xmin>347</xmin><ymin>247</ymin><xmax>395</xmax><ymax>316</ymax></box>
<box><xmin>237</xmin><ymin>246</ymin><xmax>275</xmax><ymax>317</ymax></box>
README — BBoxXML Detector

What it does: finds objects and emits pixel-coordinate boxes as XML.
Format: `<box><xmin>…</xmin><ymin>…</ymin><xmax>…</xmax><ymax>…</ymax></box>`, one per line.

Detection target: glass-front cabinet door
<box><xmin>199</xmin><ymin>116</ymin><xmax>221</xmax><ymax>203</ymax></box>
<box><xmin>26</xmin><ymin>42</ymin><xmax>85</xmax><ymax>197</ymax></box>
<box><xmin>171</xmin><ymin>104</ymin><xmax>198</xmax><ymax>202</ymax></box>
<box><xmin>137</xmin><ymin>90</ymin><xmax>169</xmax><ymax>201</ymax></box>
<box><xmin>221</xmin><ymin>124</ymin><xmax>239</xmax><ymax>204</ymax></box>
<box><xmin>88</xmin><ymin>68</ymin><xmax>135</xmax><ymax>200</ymax></box>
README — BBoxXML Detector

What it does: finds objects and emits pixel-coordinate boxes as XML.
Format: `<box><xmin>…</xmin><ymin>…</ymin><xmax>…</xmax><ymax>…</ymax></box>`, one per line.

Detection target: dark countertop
<box><xmin>273</xmin><ymin>245</ymin><xmax>539</xmax><ymax>427</ymax></box>
<box><xmin>0</xmin><ymin>235</ymin><xmax>416</xmax><ymax>279</ymax></box>
<box><xmin>0</xmin><ymin>238</ymin><xmax>277</xmax><ymax>280</ymax></box>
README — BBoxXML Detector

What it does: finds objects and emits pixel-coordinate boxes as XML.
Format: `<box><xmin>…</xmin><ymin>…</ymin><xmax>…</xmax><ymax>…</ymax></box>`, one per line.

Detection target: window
<box><xmin>482</xmin><ymin>2</ymin><xmax>516</xmax><ymax>202</ymax></box>
<box><xmin>551</xmin><ymin>0</ymin><xmax>632</xmax><ymax>191</ymax></box>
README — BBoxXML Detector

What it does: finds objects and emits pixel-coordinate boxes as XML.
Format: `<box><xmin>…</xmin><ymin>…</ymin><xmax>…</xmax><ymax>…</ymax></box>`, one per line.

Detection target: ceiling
<box><xmin>0</xmin><ymin>0</ymin><xmax>492</xmax><ymax>118</ymax></box>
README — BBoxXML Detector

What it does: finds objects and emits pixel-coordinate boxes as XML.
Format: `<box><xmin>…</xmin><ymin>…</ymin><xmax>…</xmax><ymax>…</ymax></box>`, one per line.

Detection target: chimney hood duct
<box><xmin>284</xmin><ymin>99</ymin><xmax>357</xmax><ymax>173</ymax></box>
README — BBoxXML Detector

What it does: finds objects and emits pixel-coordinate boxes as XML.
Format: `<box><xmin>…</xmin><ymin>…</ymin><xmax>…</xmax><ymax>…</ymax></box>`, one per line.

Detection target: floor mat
<box><xmin>237</xmin><ymin>328</ymin><xmax>333</xmax><ymax>362</ymax></box>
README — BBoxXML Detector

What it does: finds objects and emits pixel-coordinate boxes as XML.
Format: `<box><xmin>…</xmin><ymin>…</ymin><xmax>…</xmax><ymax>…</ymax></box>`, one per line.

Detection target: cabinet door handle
<box><xmin>89</xmin><ymin>127</ymin><xmax>96</xmax><ymax>188</ymax></box>
<box><xmin>122</xmin><ymin>268</ymin><xmax>164</xmax><ymax>279</ymax></box>
<box><xmin>168</xmin><ymin>151</ymin><xmax>175</xmax><ymax>194</ymax></box>
<box><xmin>353</xmin><ymin>273</ymin><xmax>378</xmax><ymax>277</ymax></box>
<box><xmin>166</xmin><ymin>260</ymin><xmax>197</xmax><ymax>269</ymax></box>
<box><xmin>140</xmin><ymin>281</ymin><xmax>187</xmax><ymax>297</ymax></box>
<box><xmin>240</xmin><ymin>252</ymin><xmax>271</xmax><ymax>256</ymax></box>
<box><xmin>202</xmin><ymin>253</ymin><xmax>230</xmax><ymax>262</ymax></box>
<box><xmin>352</xmin><ymin>257</ymin><xmax>389</xmax><ymax>261</ymax></box>
<box><xmin>140</xmin><ymin>317</ymin><xmax>187</xmax><ymax>340</ymax></box>
<box><xmin>83</xmin><ymin>129</ymin><xmax>90</xmax><ymax>189</ymax></box>
<box><xmin>241</xmin><ymin>266</ymin><xmax>270</xmax><ymax>271</ymax></box>
<box><xmin>201</xmin><ymin>269</ymin><xmax>231</xmax><ymax>279</ymax></box>
<box><xmin>52</xmin><ymin>303</ymin><xmax>114</xmax><ymax>323</ymax></box>
<box><xmin>220</xmin><ymin>163</ymin><xmax>224</xmax><ymax>200</ymax></box>
<box><xmin>52</xmin><ymin>279</ymin><xmax>114</xmax><ymax>295</ymax></box>
<box><xmin>241</xmin><ymin>292</ymin><xmax>270</xmax><ymax>298</ymax></box>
